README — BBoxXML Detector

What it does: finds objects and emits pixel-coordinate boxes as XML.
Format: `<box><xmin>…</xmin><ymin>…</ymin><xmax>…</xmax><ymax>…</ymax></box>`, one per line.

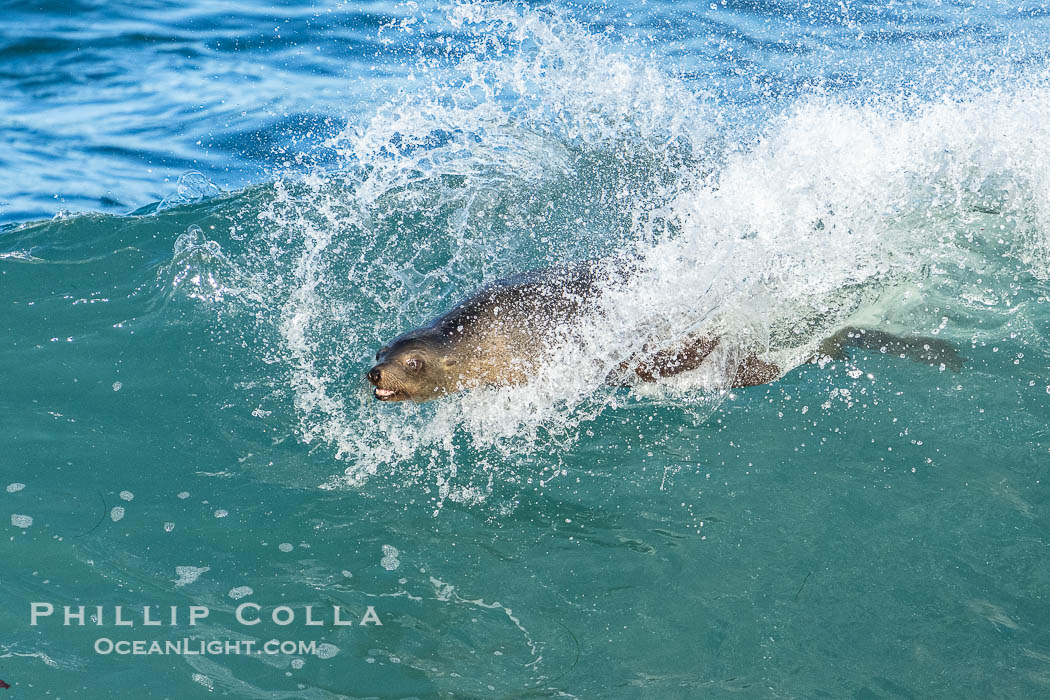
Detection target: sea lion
<box><xmin>817</xmin><ymin>327</ymin><xmax>965</xmax><ymax>371</ymax></box>
<box><xmin>366</xmin><ymin>259</ymin><xmax>780</xmax><ymax>402</ymax></box>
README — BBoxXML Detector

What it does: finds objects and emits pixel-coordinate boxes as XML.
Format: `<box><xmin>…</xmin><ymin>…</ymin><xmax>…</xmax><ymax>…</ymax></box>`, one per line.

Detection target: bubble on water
<box><xmin>341</xmin><ymin>570</ymin><xmax>353</xmax><ymax>578</ymax></box>
<box><xmin>167</xmin><ymin>223</ymin><xmax>231</xmax><ymax>303</ymax></box>
<box><xmin>11</xmin><ymin>514</ymin><xmax>33</xmax><ymax>528</ymax></box>
<box><xmin>314</xmin><ymin>643</ymin><xmax>339</xmax><ymax>659</ymax></box>
<box><xmin>177</xmin><ymin>491</ymin><xmax>190</xmax><ymax>499</ymax></box>
<box><xmin>6</xmin><ymin>483</ymin><xmax>25</xmax><ymax>493</ymax></box>
<box><xmin>380</xmin><ymin>545</ymin><xmax>401</xmax><ymax>571</ymax></box>
<box><xmin>159</xmin><ymin>171</ymin><xmax>222</xmax><ymax>211</ymax></box>
<box><xmin>119</xmin><ymin>491</ymin><xmax>134</xmax><ymax>501</ymax></box>
<box><xmin>278</xmin><ymin>542</ymin><xmax>293</xmax><ymax>552</ymax></box>
<box><xmin>214</xmin><ymin>509</ymin><xmax>228</xmax><ymax>518</ymax></box>
<box><xmin>164</xmin><ymin>522</ymin><xmax>175</xmax><ymax>532</ymax></box>
<box><xmin>174</xmin><ymin>566</ymin><xmax>210</xmax><ymax>587</ymax></box>
<box><xmin>110</xmin><ymin>507</ymin><xmax>125</xmax><ymax>522</ymax></box>
<box><xmin>290</xmin><ymin>658</ymin><xmax>304</xmax><ymax>669</ymax></box>
<box><xmin>112</xmin><ymin>381</ymin><xmax>122</xmax><ymax>392</ymax></box>
<box><xmin>228</xmin><ymin>586</ymin><xmax>253</xmax><ymax>600</ymax></box>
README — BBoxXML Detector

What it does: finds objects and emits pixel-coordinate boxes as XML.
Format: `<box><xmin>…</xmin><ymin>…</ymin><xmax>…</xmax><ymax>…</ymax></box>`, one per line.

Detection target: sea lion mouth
<box><xmin>373</xmin><ymin>387</ymin><xmax>407</xmax><ymax>401</ymax></box>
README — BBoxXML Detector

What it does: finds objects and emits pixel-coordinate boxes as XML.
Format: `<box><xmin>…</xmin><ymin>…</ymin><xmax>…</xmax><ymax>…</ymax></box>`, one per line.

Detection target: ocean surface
<box><xmin>4</xmin><ymin>0</ymin><xmax>1050</xmax><ymax>697</ymax></box>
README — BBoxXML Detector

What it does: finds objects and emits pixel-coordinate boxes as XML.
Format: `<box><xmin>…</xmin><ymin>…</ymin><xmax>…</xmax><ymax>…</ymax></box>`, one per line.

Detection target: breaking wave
<box><xmin>148</xmin><ymin>2</ymin><xmax>1050</xmax><ymax>499</ymax></box>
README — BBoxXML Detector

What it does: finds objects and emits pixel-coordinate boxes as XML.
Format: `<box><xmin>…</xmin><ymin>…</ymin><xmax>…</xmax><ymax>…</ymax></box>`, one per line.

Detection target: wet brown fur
<box><xmin>367</xmin><ymin>260</ymin><xmax>781</xmax><ymax>401</ymax></box>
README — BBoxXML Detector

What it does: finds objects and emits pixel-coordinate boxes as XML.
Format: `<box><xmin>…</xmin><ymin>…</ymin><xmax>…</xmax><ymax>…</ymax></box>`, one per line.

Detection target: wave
<box><xmin>6</xmin><ymin>2</ymin><xmax>1050</xmax><ymax>502</ymax></box>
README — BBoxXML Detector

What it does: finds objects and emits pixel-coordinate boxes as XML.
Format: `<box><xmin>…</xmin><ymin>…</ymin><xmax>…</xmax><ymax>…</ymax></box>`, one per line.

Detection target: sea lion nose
<box><xmin>367</xmin><ymin>366</ymin><xmax>382</xmax><ymax>385</ymax></box>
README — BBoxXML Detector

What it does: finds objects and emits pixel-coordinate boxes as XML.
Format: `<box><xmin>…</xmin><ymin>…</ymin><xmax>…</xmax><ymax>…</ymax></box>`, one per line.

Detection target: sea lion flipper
<box><xmin>731</xmin><ymin>354</ymin><xmax>781</xmax><ymax>387</ymax></box>
<box><xmin>624</xmin><ymin>335</ymin><xmax>720</xmax><ymax>383</ymax></box>
<box><xmin>819</xmin><ymin>326</ymin><xmax>965</xmax><ymax>372</ymax></box>
<box><xmin>816</xmin><ymin>328</ymin><xmax>853</xmax><ymax>361</ymax></box>
<box><xmin>619</xmin><ymin>336</ymin><xmax>779</xmax><ymax>387</ymax></box>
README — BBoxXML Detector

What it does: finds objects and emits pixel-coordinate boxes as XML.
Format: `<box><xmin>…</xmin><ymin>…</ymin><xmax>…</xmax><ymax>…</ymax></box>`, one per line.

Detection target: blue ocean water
<box><xmin>4</xmin><ymin>0</ymin><xmax>1050</xmax><ymax>697</ymax></box>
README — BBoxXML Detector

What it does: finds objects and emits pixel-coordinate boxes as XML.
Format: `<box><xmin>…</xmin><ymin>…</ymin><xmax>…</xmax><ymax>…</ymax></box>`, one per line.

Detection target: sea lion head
<box><xmin>367</xmin><ymin>329</ymin><xmax>459</xmax><ymax>402</ymax></box>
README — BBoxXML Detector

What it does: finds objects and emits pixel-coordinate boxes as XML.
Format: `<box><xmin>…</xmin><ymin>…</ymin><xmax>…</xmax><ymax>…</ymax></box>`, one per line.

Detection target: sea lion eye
<box><xmin>406</xmin><ymin>357</ymin><xmax>423</xmax><ymax>371</ymax></box>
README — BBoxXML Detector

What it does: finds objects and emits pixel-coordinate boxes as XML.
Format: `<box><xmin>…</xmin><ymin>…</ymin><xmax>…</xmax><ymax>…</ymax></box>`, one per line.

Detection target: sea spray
<box><xmin>154</xmin><ymin>3</ymin><xmax>1050</xmax><ymax>502</ymax></box>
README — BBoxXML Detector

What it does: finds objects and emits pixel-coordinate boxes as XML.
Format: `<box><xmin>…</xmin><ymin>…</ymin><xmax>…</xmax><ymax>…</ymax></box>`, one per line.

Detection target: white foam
<box><xmin>228</xmin><ymin>586</ymin><xmax>253</xmax><ymax>600</ymax></box>
<box><xmin>380</xmin><ymin>545</ymin><xmax>401</xmax><ymax>571</ymax></box>
<box><xmin>196</xmin><ymin>3</ymin><xmax>1050</xmax><ymax>498</ymax></box>
<box><xmin>191</xmin><ymin>672</ymin><xmax>213</xmax><ymax>691</ymax></box>
<box><xmin>173</xmin><ymin>566</ymin><xmax>210</xmax><ymax>587</ymax></box>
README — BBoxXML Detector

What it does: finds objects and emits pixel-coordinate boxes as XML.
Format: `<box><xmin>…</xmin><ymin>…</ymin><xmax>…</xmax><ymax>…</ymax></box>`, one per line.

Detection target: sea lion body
<box><xmin>366</xmin><ymin>260</ymin><xmax>779</xmax><ymax>402</ymax></box>
<box><xmin>367</xmin><ymin>259</ymin><xmax>966</xmax><ymax>402</ymax></box>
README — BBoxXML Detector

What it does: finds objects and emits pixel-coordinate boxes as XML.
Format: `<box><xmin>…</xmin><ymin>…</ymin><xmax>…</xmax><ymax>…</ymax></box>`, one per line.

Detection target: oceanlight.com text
<box><xmin>93</xmin><ymin>638</ymin><xmax>333</xmax><ymax>657</ymax></box>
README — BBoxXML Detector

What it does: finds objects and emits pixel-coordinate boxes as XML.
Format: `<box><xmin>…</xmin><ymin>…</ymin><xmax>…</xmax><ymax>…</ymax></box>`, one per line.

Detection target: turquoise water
<box><xmin>4</xmin><ymin>1</ymin><xmax>1050</xmax><ymax>697</ymax></box>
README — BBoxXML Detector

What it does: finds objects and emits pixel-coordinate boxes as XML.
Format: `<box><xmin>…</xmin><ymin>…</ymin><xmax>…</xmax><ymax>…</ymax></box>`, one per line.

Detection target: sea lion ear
<box><xmin>442</xmin><ymin>356</ymin><xmax>458</xmax><ymax>367</ymax></box>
